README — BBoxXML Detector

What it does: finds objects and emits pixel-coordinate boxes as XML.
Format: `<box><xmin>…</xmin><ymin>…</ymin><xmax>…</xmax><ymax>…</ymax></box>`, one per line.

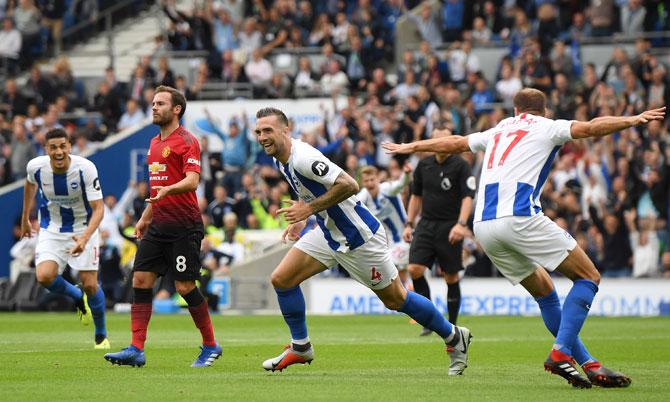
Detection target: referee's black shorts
<box><xmin>409</xmin><ymin>219</ymin><xmax>463</xmax><ymax>274</ymax></box>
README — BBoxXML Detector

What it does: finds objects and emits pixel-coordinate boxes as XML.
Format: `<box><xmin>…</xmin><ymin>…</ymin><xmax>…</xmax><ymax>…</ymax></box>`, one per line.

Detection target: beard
<box><xmin>153</xmin><ymin>111</ymin><xmax>173</xmax><ymax>127</ymax></box>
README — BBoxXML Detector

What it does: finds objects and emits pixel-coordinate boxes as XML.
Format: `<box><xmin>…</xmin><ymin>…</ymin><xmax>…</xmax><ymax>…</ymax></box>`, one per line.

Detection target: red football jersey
<box><xmin>146</xmin><ymin>126</ymin><xmax>202</xmax><ymax>236</ymax></box>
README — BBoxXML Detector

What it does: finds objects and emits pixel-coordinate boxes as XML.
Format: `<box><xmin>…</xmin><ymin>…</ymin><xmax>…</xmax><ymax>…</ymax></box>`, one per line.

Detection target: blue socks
<box><xmin>46</xmin><ymin>275</ymin><xmax>83</xmax><ymax>301</ymax></box>
<box><xmin>88</xmin><ymin>287</ymin><xmax>107</xmax><ymax>338</ymax></box>
<box><xmin>536</xmin><ymin>290</ymin><xmax>595</xmax><ymax>365</ymax></box>
<box><xmin>553</xmin><ymin>280</ymin><xmax>598</xmax><ymax>357</ymax></box>
<box><xmin>400</xmin><ymin>291</ymin><xmax>455</xmax><ymax>339</ymax></box>
<box><xmin>276</xmin><ymin>286</ymin><xmax>308</xmax><ymax>340</ymax></box>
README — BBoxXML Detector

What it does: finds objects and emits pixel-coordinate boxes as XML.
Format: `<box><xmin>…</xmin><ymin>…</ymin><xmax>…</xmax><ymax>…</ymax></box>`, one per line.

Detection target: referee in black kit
<box><xmin>402</xmin><ymin>128</ymin><xmax>475</xmax><ymax>336</ymax></box>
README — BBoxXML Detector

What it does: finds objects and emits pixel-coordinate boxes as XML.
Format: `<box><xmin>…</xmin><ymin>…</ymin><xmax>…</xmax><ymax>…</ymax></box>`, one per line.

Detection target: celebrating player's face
<box><xmin>361</xmin><ymin>173</ymin><xmax>379</xmax><ymax>192</ymax></box>
<box><xmin>255</xmin><ymin>115</ymin><xmax>286</xmax><ymax>157</ymax></box>
<box><xmin>151</xmin><ymin>92</ymin><xmax>176</xmax><ymax>126</ymax></box>
<box><xmin>46</xmin><ymin>137</ymin><xmax>71</xmax><ymax>172</ymax></box>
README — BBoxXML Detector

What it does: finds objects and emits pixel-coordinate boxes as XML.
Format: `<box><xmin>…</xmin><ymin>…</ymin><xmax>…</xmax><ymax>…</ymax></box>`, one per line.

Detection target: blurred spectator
<box><xmin>0</xmin><ymin>18</ymin><xmax>21</xmax><ymax>74</ymax></box>
<box><xmin>38</xmin><ymin>0</ymin><xmax>66</xmax><ymax>54</ymax></box>
<box><xmin>128</xmin><ymin>65</ymin><xmax>151</xmax><ymax>101</ymax></box>
<box><xmin>470</xmin><ymin>16</ymin><xmax>492</xmax><ymax>44</ymax></box>
<box><xmin>142</xmin><ymin>87</ymin><xmax>155</xmax><ymax>118</ymax></box>
<box><xmin>448</xmin><ymin>41</ymin><xmax>479</xmax><ymax>84</ymax></box>
<box><xmin>245</xmin><ymin>49</ymin><xmax>273</xmax><ymax>96</ymax></box>
<box><xmin>409</xmin><ymin>2</ymin><xmax>441</xmax><ymax>48</ymax></box>
<box><xmin>238</xmin><ymin>17</ymin><xmax>262</xmax><ymax>56</ymax></box>
<box><xmin>0</xmin><ymin>79</ymin><xmax>29</xmax><ymax>118</ymax></box>
<box><xmin>589</xmin><ymin>204</ymin><xmax>633</xmax><ymax>277</ymax></box>
<box><xmin>23</xmin><ymin>66</ymin><xmax>55</xmax><ymax>110</ymax></box>
<box><xmin>213</xmin><ymin>9</ymin><xmax>238</xmax><ymax>53</ymax></box>
<box><xmin>620</xmin><ymin>0</ymin><xmax>646</xmax><ymax>35</ymax></box>
<box><xmin>495</xmin><ymin>61</ymin><xmax>521</xmax><ymax>105</ymax></box>
<box><xmin>590</xmin><ymin>0</ymin><xmax>614</xmax><ymax>37</ymax></box>
<box><xmin>11</xmin><ymin>0</ymin><xmax>41</xmax><ymax>66</ymax></box>
<box><xmin>320</xmin><ymin>59</ymin><xmax>349</xmax><ymax>95</ymax></box>
<box><xmin>624</xmin><ymin>210</ymin><xmax>660</xmax><ymax>277</ymax></box>
<box><xmin>98</xmin><ymin>228</ymin><xmax>123</xmax><ymax>305</ymax></box>
<box><xmin>118</xmin><ymin>98</ymin><xmax>145</xmax><ymax>131</ymax></box>
<box><xmin>93</xmin><ymin>80</ymin><xmax>121</xmax><ymax>132</ymax></box>
<box><xmin>441</xmin><ymin>0</ymin><xmax>465</xmax><ymax>42</ymax></box>
<box><xmin>155</xmin><ymin>56</ymin><xmax>175</xmax><ymax>88</ymax></box>
<box><xmin>10</xmin><ymin>115</ymin><xmax>35</xmax><ymax>180</ymax></box>
<box><xmin>293</xmin><ymin>56</ymin><xmax>319</xmax><ymax>94</ymax></box>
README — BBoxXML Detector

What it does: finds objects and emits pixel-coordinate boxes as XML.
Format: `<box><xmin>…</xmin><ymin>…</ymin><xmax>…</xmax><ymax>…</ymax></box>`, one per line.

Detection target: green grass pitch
<box><xmin>0</xmin><ymin>313</ymin><xmax>668</xmax><ymax>401</ymax></box>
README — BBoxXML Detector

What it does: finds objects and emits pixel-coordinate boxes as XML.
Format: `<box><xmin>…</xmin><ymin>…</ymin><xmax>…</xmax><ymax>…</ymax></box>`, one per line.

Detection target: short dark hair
<box><xmin>256</xmin><ymin>107</ymin><xmax>289</xmax><ymax>127</ymax></box>
<box><xmin>155</xmin><ymin>85</ymin><xmax>186</xmax><ymax>118</ymax></box>
<box><xmin>45</xmin><ymin>128</ymin><xmax>68</xmax><ymax>142</ymax></box>
<box><xmin>513</xmin><ymin>88</ymin><xmax>546</xmax><ymax>115</ymax></box>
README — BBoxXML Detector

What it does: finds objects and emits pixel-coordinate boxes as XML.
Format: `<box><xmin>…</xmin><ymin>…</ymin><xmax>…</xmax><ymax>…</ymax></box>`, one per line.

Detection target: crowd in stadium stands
<box><xmin>4</xmin><ymin>0</ymin><xmax>670</xmax><ymax>303</ymax></box>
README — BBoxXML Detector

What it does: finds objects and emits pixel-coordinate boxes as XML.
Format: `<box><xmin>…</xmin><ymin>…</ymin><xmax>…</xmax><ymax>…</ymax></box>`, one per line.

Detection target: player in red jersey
<box><xmin>104</xmin><ymin>86</ymin><xmax>221</xmax><ymax>367</ymax></box>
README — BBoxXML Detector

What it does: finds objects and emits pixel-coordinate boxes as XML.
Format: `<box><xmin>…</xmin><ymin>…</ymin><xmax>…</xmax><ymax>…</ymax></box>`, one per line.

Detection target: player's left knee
<box><xmin>380</xmin><ymin>295</ymin><xmax>405</xmax><ymax>311</ymax></box>
<box><xmin>83</xmin><ymin>283</ymin><xmax>98</xmax><ymax>295</ymax></box>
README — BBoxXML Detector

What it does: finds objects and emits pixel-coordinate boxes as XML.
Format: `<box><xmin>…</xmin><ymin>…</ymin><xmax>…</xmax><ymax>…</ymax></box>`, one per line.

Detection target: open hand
<box><xmin>634</xmin><ymin>106</ymin><xmax>665</xmax><ymax>125</ymax></box>
<box><xmin>382</xmin><ymin>142</ymin><xmax>413</xmax><ymax>155</ymax></box>
<box><xmin>146</xmin><ymin>186</ymin><xmax>170</xmax><ymax>203</ymax></box>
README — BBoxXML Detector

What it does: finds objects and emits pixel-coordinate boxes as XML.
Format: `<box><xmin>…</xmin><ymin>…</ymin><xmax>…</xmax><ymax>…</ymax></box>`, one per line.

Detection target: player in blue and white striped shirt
<box><xmin>254</xmin><ymin>107</ymin><xmax>471</xmax><ymax>375</ymax></box>
<box><xmin>21</xmin><ymin>129</ymin><xmax>109</xmax><ymax>349</ymax></box>
<box><xmin>358</xmin><ymin>165</ymin><xmax>412</xmax><ymax>288</ymax></box>
<box><xmin>384</xmin><ymin>89</ymin><xmax>664</xmax><ymax>387</ymax></box>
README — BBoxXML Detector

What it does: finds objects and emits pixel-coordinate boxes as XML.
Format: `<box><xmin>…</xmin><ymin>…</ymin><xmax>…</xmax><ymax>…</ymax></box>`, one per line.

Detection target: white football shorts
<box><xmin>389</xmin><ymin>241</ymin><xmax>410</xmax><ymax>270</ymax></box>
<box><xmin>473</xmin><ymin>214</ymin><xmax>576</xmax><ymax>285</ymax></box>
<box><xmin>35</xmin><ymin>229</ymin><xmax>100</xmax><ymax>272</ymax></box>
<box><xmin>295</xmin><ymin>225</ymin><xmax>398</xmax><ymax>290</ymax></box>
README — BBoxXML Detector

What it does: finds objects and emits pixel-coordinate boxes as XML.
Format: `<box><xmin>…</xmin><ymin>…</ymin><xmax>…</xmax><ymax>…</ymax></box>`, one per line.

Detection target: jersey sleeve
<box><xmin>548</xmin><ymin>119</ymin><xmax>574</xmax><ymax>145</ymax></box>
<box><xmin>459</xmin><ymin>159</ymin><xmax>476</xmax><ymax>198</ymax></box>
<box><xmin>25</xmin><ymin>158</ymin><xmax>39</xmax><ymax>184</ymax></box>
<box><xmin>182</xmin><ymin>136</ymin><xmax>202</xmax><ymax>174</ymax></box>
<box><xmin>467</xmin><ymin>128</ymin><xmax>494</xmax><ymax>152</ymax></box>
<box><xmin>411</xmin><ymin>161</ymin><xmax>423</xmax><ymax>196</ymax></box>
<box><xmin>293</xmin><ymin>146</ymin><xmax>343</xmax><ymax>186</ymax></box>
<box><xmin>83</xmin><ymin>161</ymin><xmax>103</xmax><ymax>201</ymax></box>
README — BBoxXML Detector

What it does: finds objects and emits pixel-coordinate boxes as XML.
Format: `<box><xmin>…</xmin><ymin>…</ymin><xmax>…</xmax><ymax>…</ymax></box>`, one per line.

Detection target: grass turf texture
<box><xmin>0</xmin><ymin>313</ymin><xmax>667</xmax><ymax>401</ymax></box>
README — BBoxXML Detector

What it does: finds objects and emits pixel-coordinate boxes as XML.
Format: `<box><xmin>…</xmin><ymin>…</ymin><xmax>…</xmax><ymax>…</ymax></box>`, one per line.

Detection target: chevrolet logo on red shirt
<box><xmin>148</xmin><ymin>162</ymin><xmax>167</xmax><ymax>174</ymax></box>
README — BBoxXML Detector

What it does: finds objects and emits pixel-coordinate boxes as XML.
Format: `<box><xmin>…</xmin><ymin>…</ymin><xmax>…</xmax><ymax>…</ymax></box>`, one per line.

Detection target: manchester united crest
<box><xmin>161</xmin><ymin>146</ymin><xmax>171</xmax><ymax>158</ymax></box>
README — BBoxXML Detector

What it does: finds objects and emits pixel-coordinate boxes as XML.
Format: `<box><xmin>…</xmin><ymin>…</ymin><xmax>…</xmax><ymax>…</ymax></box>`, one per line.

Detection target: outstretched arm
<box><xmin>383</xmin><ymin>131</ymin><xmax>471</xmax><ymax>155</ymax></box>
<box><xmin>571</xmin><ymin>107</ymin><xmax>665</xmax><ymax>139</ymax></box>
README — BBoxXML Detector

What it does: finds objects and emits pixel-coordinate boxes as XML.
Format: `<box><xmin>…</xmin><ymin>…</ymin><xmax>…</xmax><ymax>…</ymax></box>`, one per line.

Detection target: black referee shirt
<box><xmin>412</xmin><ymin>155</ymin><xmax>476</xmax><ymax>221</ymax></box>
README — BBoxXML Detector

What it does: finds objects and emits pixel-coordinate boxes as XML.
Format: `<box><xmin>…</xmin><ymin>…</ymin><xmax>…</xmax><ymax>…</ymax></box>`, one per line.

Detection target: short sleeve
<box><xmin>293</xmin><ymin>147</ymin><xmax>342</xmax><ymax>186</ymax></box>
<box><xmin>459</xmin><ymin>160</ymin><xmax>476</xmax><ymax>198</ymax></box>
<box><xmin>411</xmin><ymin>161</ymin><xmax>423</xmax><ymax>196</ymax></box>
<box><xmin>468</xmin><ymin>129</ymin><xmax>494</xmax><ymax>152</ymax></box>
<box><xmin>182</xmin><ymin>136</ymin><xmax>202</xmax><ymax>174</ymax></box>
<box><xmin>25</xmin><ymin>158</ymin><xmax>38</xmax><ymax>184</ymax></box>
<box><xmin>83</xmin><ymin>160</ymin><xmax>103</xmax><ymax>201</ymax></box>
<box><xmin>549</xmin><ymin>119</ymin><xmax>573</xmax><ymax>145</ymax></box>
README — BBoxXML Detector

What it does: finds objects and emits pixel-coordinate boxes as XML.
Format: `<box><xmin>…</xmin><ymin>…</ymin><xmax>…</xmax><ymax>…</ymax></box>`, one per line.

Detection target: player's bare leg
<box><xmin>80</xmin><ymin>270</ymin><xmax>109</xmax><ymax>349</ymax></box>
<box><xmin>397</xmin><ymin>269</ymin><xmax>413</xmax><ymax>291</ymax></box>
<box><xmin>263</xmin><ymin>248</ymin><xmax>327</xmax><ymax>372</ymax></box>
<box><xmin>374</xmin><ymin>277</ymin><xmax>472</xmax><ymax>376</ymax></box>
<box><xmin>408</xmin><ymin>264</ymin><xmax>433</xmax><ymax>335</ymax></box>
<box><xmin>35</xmin><ymin>261</ymin><xmax>90</xmax><ymax>325</ymax></box>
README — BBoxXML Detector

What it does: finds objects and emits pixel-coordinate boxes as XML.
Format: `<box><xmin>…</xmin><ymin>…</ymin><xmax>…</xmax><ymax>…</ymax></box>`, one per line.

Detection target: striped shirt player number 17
<box><xmin>486</xmin><ymin>129</ymin><xmax>529</xmax><ymax>169</ymax></box>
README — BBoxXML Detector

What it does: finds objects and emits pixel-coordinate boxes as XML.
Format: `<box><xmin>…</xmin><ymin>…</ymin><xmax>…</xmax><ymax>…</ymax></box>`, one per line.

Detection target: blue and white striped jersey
<box><xmin>26</xmin><ymin>155</ymin><xmax>103</xmax><ymax>234</ymax></box>
<box><xmin>468</xmin><ymin>113</ymin><xmax>573</xmax><ymax>222</ymax></box>
<box><xmin>357</xmin><ymin>173</ymin><xmax>409</xmax><ymax>243</ymax></box>
<box><xmin>275</xmin><ymin>139</ymin><xmax>380</xmax><ymax>252</ymax></box>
